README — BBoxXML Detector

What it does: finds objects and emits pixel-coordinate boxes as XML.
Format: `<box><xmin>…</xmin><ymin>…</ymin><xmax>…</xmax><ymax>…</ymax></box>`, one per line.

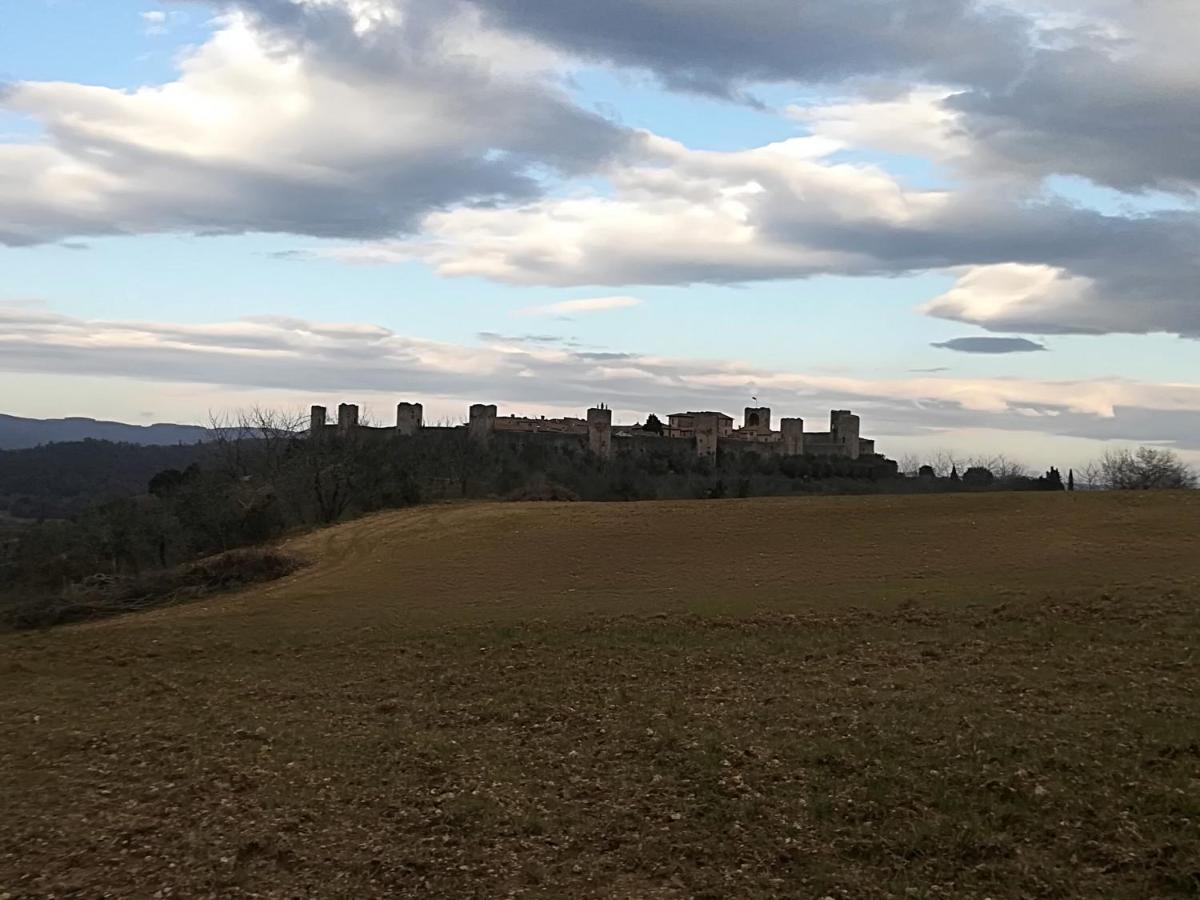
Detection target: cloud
<box><xmin>789</xmin><ymin>88</ymin><xmax>972</xmax><ymax>170</ymax></box>
<box><xmin>140</xmin><ymin>8</ymin><xmax>183</xmax><ymax>36</ymax></box>
<box><xmin>932</xmin><ymin>337</ymin><xmax>1047</xmax><ymax>354</ymax></box>
<box><xmin>945</xmin><ymin>2</ymin><xmax>1200</xmax><ymax>195</ymax></box>
<box><xmin>0</xmin><ymin>4</ymin><xmax>631</xmax><ymax>246</ymax></box>
<box><xmin>4</xmin><ymin>0</ymin><xmax>1198</xmax><ymax>344</ymax></box>
<box><xmin>459</xmin><ymin>0</ymin><xmax>1031</xmax><ymax>98</ymax></box>
<box><xmin>461</xmin><ymin>0</ymin><xmax>1200</xmax><ymax>195</ymax></box>
<box><xmin>516</xmin><ymin>296</ymin><xmax>642</xmax><ymax>318</ymax></box>
<box><xmin>370</xmin><ymin>134</ymin><xmax>1200</xmax><ymax>337</ymax></box>
<box><xmin>476</xmin><ymin>331</ymin><xmax>580</xmax><ymax>347</ymax></box>
<box><xmin>2</xmin><ymin>306</ymin><xmax>1199</xmax><ymax>451</ymax></box>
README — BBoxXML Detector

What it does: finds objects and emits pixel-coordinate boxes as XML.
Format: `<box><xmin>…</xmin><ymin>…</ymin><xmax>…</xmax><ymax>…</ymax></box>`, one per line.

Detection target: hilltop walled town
<box><xmin>310</xmin><ymin>401</ymin><xmax>885</xmax><ymax>463</ymax></box>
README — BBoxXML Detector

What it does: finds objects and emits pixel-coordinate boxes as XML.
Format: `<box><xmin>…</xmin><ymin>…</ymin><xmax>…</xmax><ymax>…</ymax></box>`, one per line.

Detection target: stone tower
<box><xmin>780</xmin><ymin>417</ymin><xmax>805</xmax><ymax>456</ymax></box>
<box><xmin>337</xmin><ymin>403</ymin><xmax>359</xmax><ymax>433</ymax></box>
<box><xmin>693</xmin><ymin>412</ymin><xmax>722</xmax><ymax>459</ymax></box>
<box><xmin>743</xmin><ymin>407</ymin><xmax>772</xmax><ymax>431</ymax></box>
<box><xmin>587</xmin><ymin>405</ymin><xmax>613</xmax><ymax>460</ymax></box>
<box><xmin>309</xmin><ymin>405</ymin><xmax>327</xmax><ymax>436</ymax></box>
<box><xmin>396</xmin><ymin>402</ymin><xmax>423</xmax><ymax>436</ymax></box>
<box><xmin>468</xmin><ymin>403</ymin><xmax>497</xmax><ymax>444</ymax></box>
<box><xmin>830</xmin><ymin>410</ymin><xmax>861</xmax><ymax>460</ymax></box>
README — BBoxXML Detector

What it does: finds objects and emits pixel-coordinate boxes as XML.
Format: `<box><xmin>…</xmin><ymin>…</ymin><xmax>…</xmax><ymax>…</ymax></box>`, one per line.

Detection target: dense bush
<box><xmin>962</xmin><ymin>466</ymin><xmax>995</xmax><ymax>487</ymax></box>
<box><xmin>2</xmin><ymin>548</ymin><xmax>303</xmax><ymax>631</ymax></box>
<box><xmin>506</xmin><ymin>478</ymin><xmax>581</xmax><ymax>502</ymax></box>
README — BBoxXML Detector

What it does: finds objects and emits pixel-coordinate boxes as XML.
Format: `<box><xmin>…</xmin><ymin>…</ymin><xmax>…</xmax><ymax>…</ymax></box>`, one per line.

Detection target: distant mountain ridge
<box><xmin>0</xmin><ymin>414</ymin><xmax>211</xmax><ymax>450</ymax></box>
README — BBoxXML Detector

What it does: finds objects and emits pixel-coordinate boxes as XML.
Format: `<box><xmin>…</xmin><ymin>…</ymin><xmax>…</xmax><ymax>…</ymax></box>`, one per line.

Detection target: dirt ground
<box><xmin>2</xmin><ymin>492</ymin><xmax>1199</xmax><ymax>898</ymax></box>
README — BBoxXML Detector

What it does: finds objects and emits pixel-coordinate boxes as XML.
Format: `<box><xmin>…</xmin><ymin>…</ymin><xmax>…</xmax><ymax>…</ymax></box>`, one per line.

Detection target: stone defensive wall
<box><xmin>308</xmin><ymin>401</ymin><xmax>889</xmax><ymax>465</ymax></box>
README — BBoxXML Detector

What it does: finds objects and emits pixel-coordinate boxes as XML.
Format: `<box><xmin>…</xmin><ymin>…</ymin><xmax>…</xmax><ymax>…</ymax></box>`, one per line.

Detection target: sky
<box><xmin>2</xmin><ymin>0</ymin><xmax>1198</xmax><ymax>470</ymax></box>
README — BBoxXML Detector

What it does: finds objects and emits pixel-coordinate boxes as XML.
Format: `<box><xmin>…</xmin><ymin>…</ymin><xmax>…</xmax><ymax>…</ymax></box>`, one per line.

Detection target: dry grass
<box><xmin>1</xmin><ymin>492</ymin><xmax>1198</xmax><ymax>898</ymax></box>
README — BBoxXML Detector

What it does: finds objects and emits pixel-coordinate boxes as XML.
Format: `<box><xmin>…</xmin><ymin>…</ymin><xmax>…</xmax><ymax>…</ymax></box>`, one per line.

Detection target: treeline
<box><xmin>0</xmin><ymin>425</ymin><xmax>896</xmax><ymax>596</ymax></box>
<box><xmin>0</xmin><ymin>439</ymin><xmax>210</xmax><ymax>520</ymax></box>
<box><xmin>3</xmin><ymin>422</ymin><xmax>1194</xmax><ymax>612</ymax></box>
<box><xmin>912</xmin><ymin>463</ymin><xmax>1069</xmax><ymax>491</ymax></box>
<box><xmin>901</xmin><ymin>446</ymin><xmax>1196</xmax><ymax>492</ymax></box>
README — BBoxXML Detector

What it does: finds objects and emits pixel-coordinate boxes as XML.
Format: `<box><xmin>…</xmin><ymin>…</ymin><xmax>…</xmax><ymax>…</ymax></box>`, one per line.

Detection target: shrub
<box><xmin>962</xmin><ymin>466</ymin><xmax>995</xmax><ymax>487</ymax></box>
<box><xmin>2</xmin><ymin>548</ymin><xmax>304</xmax><ymax>631</ymax></box>
<box><xmin>506</xmin><ymin>480</ymin><xmax>580</xmax><ymax>502</ymax></box>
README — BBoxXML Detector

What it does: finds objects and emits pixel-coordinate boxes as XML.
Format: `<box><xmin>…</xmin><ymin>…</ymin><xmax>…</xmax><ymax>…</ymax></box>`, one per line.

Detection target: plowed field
<box><xmin>3</xmin><ymin>492</ymin><xmax>1199</xmax><ymax>898</ymax></box>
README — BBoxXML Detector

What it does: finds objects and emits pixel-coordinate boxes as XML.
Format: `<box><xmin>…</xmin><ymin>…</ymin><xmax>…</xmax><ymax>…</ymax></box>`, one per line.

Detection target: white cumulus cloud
<box><xmin>516</xmin><ymin>296</ymin><xmax>643</xmax><ymax>317</ymax></box>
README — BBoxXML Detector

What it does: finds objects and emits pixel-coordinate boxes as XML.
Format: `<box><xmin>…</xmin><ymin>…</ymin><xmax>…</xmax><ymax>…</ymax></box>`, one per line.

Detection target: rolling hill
<box><xmin>3</xmin><ymin>492</ymin><xmax>1199</xmax><ymax>897</ymax></box>
<box><xmin>0</xmin><ymin>413</ymin><xmax>209</xmax><ymax>449</ymax></box>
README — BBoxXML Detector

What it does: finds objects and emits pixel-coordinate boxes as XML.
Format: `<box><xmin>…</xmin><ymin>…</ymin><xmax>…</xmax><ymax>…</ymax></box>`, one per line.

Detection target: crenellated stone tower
<box><xmin>337</xmin><ymin>403</ymin><xmax>359</xmax><ymax>433</ymax></box>
<box><xmin>780</xmin><ymin>417</ymin><xmax>805</xmax><ymax>456</ymax></box>
<box><xmin>743</xmin><ymin>407</ymin><xmax>772</xmax><ymax>432</ymax></box>
<box><xmin>830</xmin><ymin>410</ymin><xmax>861</xmax><ymax>460</ymax></box>
<box><xmin>396</xmin><ymin>402</ymin><xmax>423</xmax><ymax>436</ymax></box>
<box><xmin>468</xmin><ymin>403</ymin><xmax>497</xmax><ymax>444</ymax></box>
<box><xmin>310</xmin><ymin>405</ymin><xmax>327</xmax><ymax>436</ymax></box>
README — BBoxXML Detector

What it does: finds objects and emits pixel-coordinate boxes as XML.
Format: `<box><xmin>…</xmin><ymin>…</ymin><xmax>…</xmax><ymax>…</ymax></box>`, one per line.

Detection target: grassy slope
<box><xmin>2</xmin><ymin>492</ymin><xmax>1199</xmax><ymax>898</ymax></box>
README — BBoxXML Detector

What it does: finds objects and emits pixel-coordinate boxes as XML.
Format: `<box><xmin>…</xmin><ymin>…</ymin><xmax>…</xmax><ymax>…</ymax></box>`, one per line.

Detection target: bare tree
<box><xmin>356</xmin><ymin>403</ymin><xmax>383</xmax><ymax>428</ymax></box>
<box><xmin>964</xmin><ymin>454</ymin><xmax>1030</xmax><ymax>480</ymax></box>
<box><xmin>205</xmin><ymin>406</ymin><xmax>358</xmax><ymax>524</ymax></box>
<box><xmin>929</xmin><ymin>450</ymin><xmax>961</xmax><ymax>478</ymax></box>
<box><xmin>1079</xmin><ymin>460</ymin><xmax>1104</xmax><ymax>490</ymax></box>
<box><xmin>303</xmin><ymin>446</ymin><xmax>353</xmax><ymax>523</ymax></box>
<box><xmin>207</xmin><ymin>410</ymin><xmax>249</xmax><ymax>479</ymax></box>
<box><xmin>1089</xmin><ymin>446</ymin><xmax>1197</xmax><ymax>490</ymax></box>
<box><xmin>208</xmin><ymin>407</ymin><xmax>305</xmax><ymax>476</ymax></box>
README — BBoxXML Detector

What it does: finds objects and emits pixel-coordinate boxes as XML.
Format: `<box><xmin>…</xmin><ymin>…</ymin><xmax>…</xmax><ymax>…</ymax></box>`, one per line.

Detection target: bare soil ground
<box><xmin>2</xmin><ymin>492</ymin><xmax>1199</xmax><ymax>898</ymax></box>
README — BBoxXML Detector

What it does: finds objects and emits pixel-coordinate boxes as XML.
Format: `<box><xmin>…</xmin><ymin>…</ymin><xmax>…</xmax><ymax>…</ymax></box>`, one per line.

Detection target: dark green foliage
<box><xmin>643</xmin><ymin>414</ymin><xmax>665</xmax><ymax>435</ymax></box>
<box><xmin>147</xmin><ymin>466</ymin><xmax>191</xmax><ymax>497</ymax></box>
<box><xmin>907</xmin><ymin>462</ymin><xmax>1069</xmax><ymax>495</ymax></box>
<box><xmin>962</xmin><ymin>466</ymin><xmax>995</xmax><ymax>487</ymax></box>
<box><xmin>0</xmin><ymin>440</ymin><xmax>209</xmax><ymax>519</ymax></box>
<box><xmin>1038</xmin><ymin>467</ymin><xmax>1066</xmax><ymax>491</ymax></box>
